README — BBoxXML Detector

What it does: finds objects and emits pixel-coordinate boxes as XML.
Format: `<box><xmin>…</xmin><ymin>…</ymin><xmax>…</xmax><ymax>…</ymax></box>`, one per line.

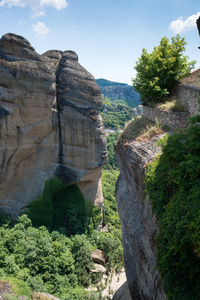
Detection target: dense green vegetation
<box><xmin>110</xmin><ymin>97</ymin><xmax>139</xmax><ymax>109</ymax></box>
<box><xmin>103</xmin><ymin>132</ymin><xmax>120</xmax><ymax>170</ymax></box>
<box><xmin>145</xmin><ymin>115</ymin><xmax>200</xmax><ymax>299</ymax></box>
<box><xmin>0</xmin><ymin>173</ymin><xmax>123</xmax><ymax>299</ymax></box>
<box><xmin>26</xmin><ymin>179</ymin><xmax>88</xmax><ymax>236</ymax></box>
<box><xmin>0</xmin><ymin>214</ymin><xmax>95</xmax><ymax>299</ymax></box>
<box><xmin>132</xmin><ymin>35</ymin><xmax>195</xmax><ymax>104</ymax></box>
<box><xmin>102</xmin><ymin>170</ymin><xmax>121</xmax><ymax>231</ymax></box>
<box><xmin>100</xmin><ymin>97</ymin><xmax>133</xmax><ymax>129</ymax></box>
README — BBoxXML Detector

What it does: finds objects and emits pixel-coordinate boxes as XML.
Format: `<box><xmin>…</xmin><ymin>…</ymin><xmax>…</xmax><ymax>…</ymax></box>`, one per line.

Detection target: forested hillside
<box><xmin>96</xmin><ymin>78</ymin><xmax>140</xmax><ymax>108</ymax></box>
<box><xmin>100</xmin><ymin>97</ymin><xmax>133</xmax><ymax>130</ymax></box>
<box><xmin>96</xmin><ymin>79</ymin><xmax>127</xmax><ymax>87</ymax></box>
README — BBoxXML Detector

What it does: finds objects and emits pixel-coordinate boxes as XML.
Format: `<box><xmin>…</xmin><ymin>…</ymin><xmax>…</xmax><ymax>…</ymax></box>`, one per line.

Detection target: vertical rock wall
<box><xmin>0</xmin><ymin>33</ymin><xmax>107</xmax><ymax>217</ymax></box>
<box><xmin>115</xmin><ymin>137</ymin><xmax>166</xmax><ymax>300</ymax></box>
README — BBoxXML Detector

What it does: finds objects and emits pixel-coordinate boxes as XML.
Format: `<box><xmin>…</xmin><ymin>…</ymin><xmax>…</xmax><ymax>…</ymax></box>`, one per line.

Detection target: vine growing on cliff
<box><xmin>145</xmin><ymin>117</ymin><xmax>200</xmax><ymax>299</ymax></box>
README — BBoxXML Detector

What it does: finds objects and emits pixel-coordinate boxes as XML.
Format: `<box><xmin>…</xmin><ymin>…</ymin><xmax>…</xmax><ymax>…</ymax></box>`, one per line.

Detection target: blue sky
<box><xmin>0</xmin><ymin>0</ymin><xmax>200</xmax><ymax>85</ymax></box>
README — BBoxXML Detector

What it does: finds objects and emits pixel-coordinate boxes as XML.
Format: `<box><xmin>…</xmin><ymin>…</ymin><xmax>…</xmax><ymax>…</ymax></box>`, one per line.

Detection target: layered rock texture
<box><xmin>0</xmin><ymin>33</ymin><xmax>107</xmax><ymax>217</ymax></box>
<box><xmin>115</xmin><ymin>134</ymin><xmax>166</xmax><ymax>299</ymax></box>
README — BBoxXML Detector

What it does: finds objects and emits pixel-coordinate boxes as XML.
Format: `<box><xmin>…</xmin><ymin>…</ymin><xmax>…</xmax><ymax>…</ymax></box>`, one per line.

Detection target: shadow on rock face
<box><xmin>54</xmin><ymin>164</ymin><xmax>77</xmax><ymax>186</ymax></box>
<box><xmin>0</xmin><ymin>105</ymin><xmax>10</xmax><ymax>118</ymax></box>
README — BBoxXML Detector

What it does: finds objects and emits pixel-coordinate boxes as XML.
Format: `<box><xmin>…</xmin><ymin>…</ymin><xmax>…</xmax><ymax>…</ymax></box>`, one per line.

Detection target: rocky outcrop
<box><xmin>0</xmin><ymin>33</ymin><xmax>107</xmax><ymax>217</ymax></box>
<box><xmin>32</xmin><ymin>293</ymin><xmax>60</xmax><ymax>300</ymax></box>
<box><xmin>96</xmin><ymin>78</ymin><xmax>140</xmax><ymax>106</ymax></box>
<box><xmin>90</xmin><ymin>263</ymin><xmax>106</xmax><ymax>274</ymax></box>
<box><xmin>92</xmin><ymin>249</ymin><xmax>105</xmax><ymax>265</ymax></box>
<box><xmin>115</xmin><ymin>134</ymin><xmax>166</xmax><ymax>300</ymax></box>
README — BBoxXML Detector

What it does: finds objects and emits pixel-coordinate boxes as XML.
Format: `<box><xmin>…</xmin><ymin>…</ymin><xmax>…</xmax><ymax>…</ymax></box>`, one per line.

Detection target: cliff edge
<box><xmin>115</xmin><ymin>118</ymin><xmax>166</xmax><ymax>299</ymax></box>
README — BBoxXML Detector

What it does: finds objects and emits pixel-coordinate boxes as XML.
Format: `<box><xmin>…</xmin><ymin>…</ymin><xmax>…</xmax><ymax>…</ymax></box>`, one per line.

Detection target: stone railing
<box><xmin>143</xmin><ymin>106</ymin><xmax>190</xmax><ymax>129</ymax></box>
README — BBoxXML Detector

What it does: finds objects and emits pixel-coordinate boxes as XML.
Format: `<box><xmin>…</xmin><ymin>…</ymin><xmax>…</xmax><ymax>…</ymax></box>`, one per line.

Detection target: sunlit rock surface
<box><xmin>0</xmin><ymin>33</ymin><xmax>107</xmax><ymax>217</ymax></box>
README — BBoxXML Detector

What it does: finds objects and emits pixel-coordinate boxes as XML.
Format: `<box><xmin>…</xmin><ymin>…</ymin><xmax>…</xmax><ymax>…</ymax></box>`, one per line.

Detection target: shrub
<box><xmin>52</xmin><ymin>184</ymin><xmax>87</xmax><ymax>236</ymax></box>
<box><xmin>71</xmin><ymin>234</ymin><xmax>94</xmax><ymax>286</ymax></box>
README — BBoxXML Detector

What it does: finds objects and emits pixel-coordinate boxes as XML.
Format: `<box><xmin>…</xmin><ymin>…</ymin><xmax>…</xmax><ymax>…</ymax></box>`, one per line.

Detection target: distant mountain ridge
<box><xmin>96</xmin><ymin>78</ymin><xmax>141</xmax><ymax>108</ymax></box>
<box><xmin>96</xmin><ymin>78</ymin><xmax>128</xmax><ymax>87</ymax></box>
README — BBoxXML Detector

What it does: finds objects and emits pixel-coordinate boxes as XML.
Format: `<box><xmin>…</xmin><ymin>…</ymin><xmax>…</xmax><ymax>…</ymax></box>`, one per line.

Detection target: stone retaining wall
<box><xmin>171</xmin><ymin>83</ymin><xmax>200</xmax><ymax>117</ymax></box>
<box><xmin>143</xmin><ymin>106</ymin><xmax>190</xmax><ymax>129</ymax></box>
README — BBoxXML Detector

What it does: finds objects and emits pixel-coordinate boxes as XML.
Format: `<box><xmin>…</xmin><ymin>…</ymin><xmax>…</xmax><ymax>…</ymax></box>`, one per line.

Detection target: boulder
<box><xmin>92</xmin><ymin>249</ymin><xmax>105</xmax><ymax>265</ymax></box>
<box><xmin>32</xmin><ymin>293</ymin><xmax>60</xmax><ymax>300</ymax></box>
<box><xmin>90</xmin><ymin>263</ymin><xmax>106</xmax><ymax>273</ymax></box>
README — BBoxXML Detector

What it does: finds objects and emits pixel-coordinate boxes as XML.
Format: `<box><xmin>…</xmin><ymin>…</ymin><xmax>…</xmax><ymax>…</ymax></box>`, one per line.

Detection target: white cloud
<box><xmin>32</xmin><ymin>21</ymin><xmax>50</xmax><ymax>37</ymax></box>
<box><xmin>41</xmin><ymin>0</ymin><xmax>68</xmax><ymax>10</ymax></box>
<box><xmin>32</xmin><ymin>10</ymin><xmax>46</xmax><ymax>18</ymax></box>
<box><xmin>0</xmin><ymin>0</ymin><xmax>25</xmax><ymax>7</ymax></box>
<box><xmin>0</xmin><ymin>0</ymin><xmax>68</xmax><ymax>15</ymax></box>
<box><xmin>169</xmin><ymin>12</ymin><xmax>200</xmax><ymax>34</ymax></box>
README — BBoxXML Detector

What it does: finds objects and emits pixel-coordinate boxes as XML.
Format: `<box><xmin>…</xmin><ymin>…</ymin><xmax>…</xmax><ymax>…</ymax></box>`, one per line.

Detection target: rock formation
<box><xmin>115</xmin><ymin>133</ymin><xmax>166</xmax><ymax>299</ymax></box>
<box><xmin>96</xmin><ymin>78</ymin><xmax>140</xmax><ymax>106</ymax></box>
<box><xmin>0</xmin><ymin>33</ymin><xmax>107</xmax><ymax>217</ymax></box>
<box><xmin>32</xmin><ymin>292</ymin><xmax>60</xmax><ymax>300</ymax></box>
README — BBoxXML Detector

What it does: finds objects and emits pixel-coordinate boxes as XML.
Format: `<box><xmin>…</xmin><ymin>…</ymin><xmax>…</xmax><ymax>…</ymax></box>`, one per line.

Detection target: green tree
<box><xmin>102</xmin><ymin>170</ymin><xmax>121</xmax><ymax>228</ymax></box>
<box><xmin>71</xmin><ymin>234</ymin><xmax>94</xmax><ymax>286</ymax></box>
<box><xmin>52</xmin><ymin>184</ymin><xmax>87</xmax><ymax>236</ymax></box>
<box><xmin>103</xmin><ymin>132</ymin><xmax>120</xmax><ymax>170</ymax></box>
<box><xmin>26</xmin><ymin>179</ymin><xmax>53</xmax><ymax>230</ymax></box>
<box><xmin>132</xmin><ymin>35</ymin><xmax>196</xmax><ymax>104</ymax></box>
<box><xmin>26</xmin><ymin>178</ymin><xmax>87</xmax><ymax>236</ymax></box>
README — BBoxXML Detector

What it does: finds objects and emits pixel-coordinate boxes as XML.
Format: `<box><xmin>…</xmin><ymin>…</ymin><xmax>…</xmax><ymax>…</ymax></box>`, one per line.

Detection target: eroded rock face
<box><xmin>115</xmin><ymin>137</ymin><xmax>166</xmax><ymax>300</ymax></box>
<box><xmin>0</xmin><ymin>33</ymin><xmax>107</xmax><ymax>217</ymax></box>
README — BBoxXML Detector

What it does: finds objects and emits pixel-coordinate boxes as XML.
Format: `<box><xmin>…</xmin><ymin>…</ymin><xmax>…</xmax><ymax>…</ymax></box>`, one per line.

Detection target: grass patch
<box><xmin>147</xmin><ymin>98</ymin><xmax>187</xmax><ymax>112</ymax></box>
<box><xmin>117</xmin><ymin>117</ymin><xmax>165</xmax><ymax>146</ymax></box>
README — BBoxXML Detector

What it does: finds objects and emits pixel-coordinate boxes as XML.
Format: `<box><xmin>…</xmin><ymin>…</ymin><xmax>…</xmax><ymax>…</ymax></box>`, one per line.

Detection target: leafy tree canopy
<box><xmin>132</xmin><ymin>35</ymin><xmax>196</xmax><ymax>104</ymax></box>
<box><xmin>0</xmin><ymin>170</ymin><xmax>124</xmax><ymax>298</ymax></box>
